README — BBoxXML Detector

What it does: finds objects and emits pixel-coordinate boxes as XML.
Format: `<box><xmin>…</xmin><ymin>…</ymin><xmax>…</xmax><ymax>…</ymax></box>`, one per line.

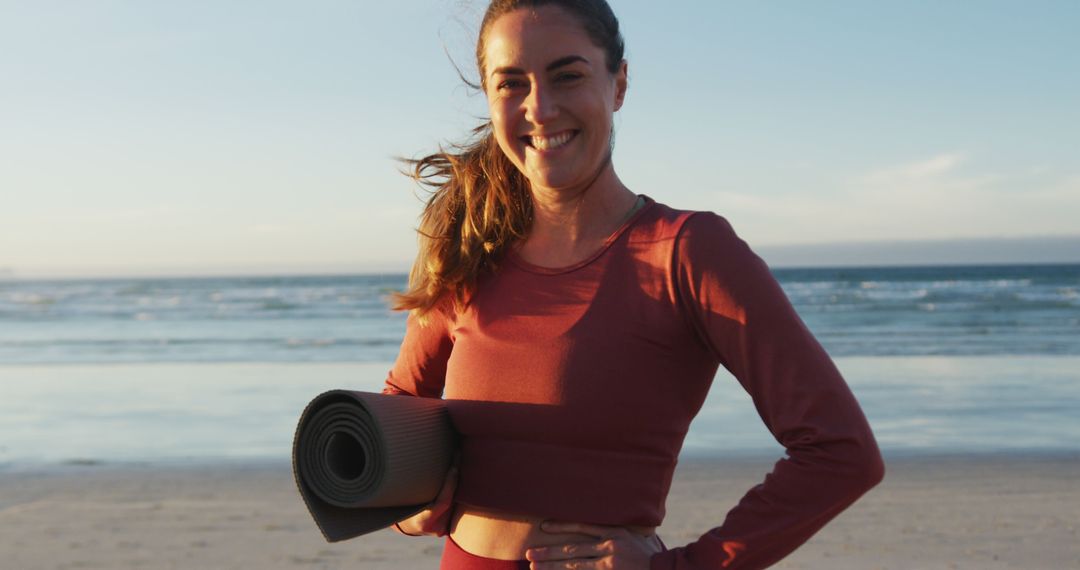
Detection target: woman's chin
<box><xmin>524</xmin><ymin>169</ymin><xmax>591</xmax><ymax>195</ymax></box>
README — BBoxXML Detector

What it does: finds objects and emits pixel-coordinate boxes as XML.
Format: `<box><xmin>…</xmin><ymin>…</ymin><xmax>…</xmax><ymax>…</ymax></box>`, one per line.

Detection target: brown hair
<box><xmin>393</xmin><ymin>0</ymin><xmax>625</xmax><ymax>318</ymax></box>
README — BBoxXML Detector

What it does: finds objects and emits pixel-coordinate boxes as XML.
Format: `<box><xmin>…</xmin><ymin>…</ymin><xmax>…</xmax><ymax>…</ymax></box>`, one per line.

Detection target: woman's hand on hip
<box><xmin>526</xmin><ymin>521</ymin><xmax>662</xmax><ymax>569</ymax></box>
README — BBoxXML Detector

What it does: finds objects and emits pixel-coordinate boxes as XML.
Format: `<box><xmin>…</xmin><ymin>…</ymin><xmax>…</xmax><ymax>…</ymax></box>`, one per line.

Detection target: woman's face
<box><xmin>482</xmin><ymin>6</ymin><xmax>627</xmax><ymax>194</ymax></box>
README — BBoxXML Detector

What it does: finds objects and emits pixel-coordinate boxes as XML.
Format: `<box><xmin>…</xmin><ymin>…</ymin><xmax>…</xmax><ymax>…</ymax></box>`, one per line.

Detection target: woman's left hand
<box><xmin>525</xmin><ymin>520</ymin><xmax>662</xmax><ymax>569</ymax></box>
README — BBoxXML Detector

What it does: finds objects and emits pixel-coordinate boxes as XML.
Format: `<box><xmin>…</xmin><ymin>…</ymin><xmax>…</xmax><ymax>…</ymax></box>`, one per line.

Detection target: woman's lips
<box><xmin>521</xmin><ymin>130</ymin><xmax>579</xmax><ymax>151</ymax></box>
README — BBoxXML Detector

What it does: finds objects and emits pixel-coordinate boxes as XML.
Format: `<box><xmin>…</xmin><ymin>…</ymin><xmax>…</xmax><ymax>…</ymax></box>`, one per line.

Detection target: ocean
<box><xmin>1</xmin><ymin>264</ymin><xmax>1078</xmax><ymax>465</ymax></box>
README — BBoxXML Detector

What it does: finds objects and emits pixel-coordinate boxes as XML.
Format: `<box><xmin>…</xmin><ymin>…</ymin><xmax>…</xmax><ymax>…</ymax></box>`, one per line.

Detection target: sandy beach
<box><xmin>2</xmin><ymin>453</ymin><xmax>1077</xmax><ymax>569</ymax></box>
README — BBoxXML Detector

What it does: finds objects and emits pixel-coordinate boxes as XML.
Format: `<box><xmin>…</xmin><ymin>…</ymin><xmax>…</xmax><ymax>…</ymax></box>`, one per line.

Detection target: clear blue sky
<box><xmin>2</xmin><ymin>1</ymin><xmax>1077</xmax><ymax>277</ymax></box>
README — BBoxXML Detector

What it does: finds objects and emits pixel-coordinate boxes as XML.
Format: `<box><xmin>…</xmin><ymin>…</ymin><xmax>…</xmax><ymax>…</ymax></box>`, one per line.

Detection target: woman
<box><xmin>383</xmin><ymin>1</ymin><xmax>885</xmax><ymax>569</ymax></box>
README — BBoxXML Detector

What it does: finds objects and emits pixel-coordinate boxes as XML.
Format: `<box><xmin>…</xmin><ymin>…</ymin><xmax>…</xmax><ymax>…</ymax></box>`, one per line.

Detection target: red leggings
<box><xmin>440</xmin><ymin>535</ymin><xmax>530</xmax><ymax>569</ymax></box>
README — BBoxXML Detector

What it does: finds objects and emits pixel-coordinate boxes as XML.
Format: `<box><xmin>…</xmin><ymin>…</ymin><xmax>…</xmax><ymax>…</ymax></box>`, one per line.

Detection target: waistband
<box><xmin>440</xmin><ymin>535</ymin><xmax>529</xmax><ymax>570</ymax></box>
<box><xmin>440</xmin><ymin>532</ymin><xmax>668</xmax><ymax>569</ymax></box>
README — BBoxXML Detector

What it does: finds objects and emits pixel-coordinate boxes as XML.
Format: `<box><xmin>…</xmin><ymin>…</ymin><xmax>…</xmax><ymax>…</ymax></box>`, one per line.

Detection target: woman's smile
<box><xmin>522</xmin><ymin>129</ymin><xmax>580</xmax><ymax>152</ymax></box>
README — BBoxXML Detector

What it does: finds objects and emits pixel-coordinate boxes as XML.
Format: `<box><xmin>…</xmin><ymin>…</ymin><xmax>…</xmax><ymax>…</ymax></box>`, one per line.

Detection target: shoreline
<box><xmin>4</xmin><ymin>447</ymin><xmax>1080</xmax><ymax>473</ymax></box>
<box><xmin>5</xmin><ymin>356</ymin><xmax>1080</xmax><ymax>465</ymax></box>
<box><xmin>2</xmin><ymin>454</ymin><xmax>1078</xmax><ymax>569</ymax></box>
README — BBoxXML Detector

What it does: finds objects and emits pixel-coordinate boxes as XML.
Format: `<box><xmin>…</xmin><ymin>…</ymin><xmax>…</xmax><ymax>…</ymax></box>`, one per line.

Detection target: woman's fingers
<box><xmin>396</xmin><ymin>465</ymin><xmax>458</xmax><ymax>536</ymax></box>
<box><xmin>528</xmin><ymin>522</ymin><xmax>660</xmax><ymax>569</ymax></box>
<box><xmin>525</xmin><ymin>539</ymin><xmax>612</xmax><ymax>562</ymax></box>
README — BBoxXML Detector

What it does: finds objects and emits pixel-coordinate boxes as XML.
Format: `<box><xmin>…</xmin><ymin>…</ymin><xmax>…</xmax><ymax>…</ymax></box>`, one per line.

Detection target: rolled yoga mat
<box><xmin>292</xmin><ymin>390</ymin><xmax>456</xmax><ymax>542</ymax></box>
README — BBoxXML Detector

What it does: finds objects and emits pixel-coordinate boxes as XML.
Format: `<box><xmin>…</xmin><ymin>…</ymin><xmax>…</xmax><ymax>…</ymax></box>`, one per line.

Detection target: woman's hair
<box><xmin>393</xmin><ymin>0</ymin><xmax>625</xmax><ymax>318</ymax></box>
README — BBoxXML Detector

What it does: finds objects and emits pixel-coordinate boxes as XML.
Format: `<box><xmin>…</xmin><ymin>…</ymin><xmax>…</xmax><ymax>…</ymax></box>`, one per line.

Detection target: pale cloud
<box><xmin>247</xmin><ymin>224</ymin><xmax>288</xmax><ymax>234</ymax></box>
<box><xmin>709</xmin><ymin>154</ymin><xmax>1080</xmax><ymax>245</ymax></box>
<box><xmin>862</xmin><ymin>152</ymin><xmax>966</xmax><ymax>184</ymax></box>
<box><xmin>0</xmin><ymin>205</ymin><xmax>191</xmax><ymax>226</ymax></box>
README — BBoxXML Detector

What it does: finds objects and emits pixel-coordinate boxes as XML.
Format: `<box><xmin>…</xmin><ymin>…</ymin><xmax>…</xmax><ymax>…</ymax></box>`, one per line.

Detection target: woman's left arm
<box><xmin>526</xmin><ymin>213</ymin><xmax>883</xmax><ymax>570</ymax></box>
<box><xmin>648</xmin><ymin>212</ymin><xmax>884</xmax><ymax>570</ymax></box>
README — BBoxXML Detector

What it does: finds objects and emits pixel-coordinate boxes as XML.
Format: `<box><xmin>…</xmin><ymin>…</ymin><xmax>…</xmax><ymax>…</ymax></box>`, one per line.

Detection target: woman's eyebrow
<box><xmin>546</xmin><ymin>55</ymin><xmax>589</xmax><ymax>71</ymax></box>
<box><xmin>490</xmin><ymin>55</ymin><xmax>590</xmax><ymax>77</ymax></box>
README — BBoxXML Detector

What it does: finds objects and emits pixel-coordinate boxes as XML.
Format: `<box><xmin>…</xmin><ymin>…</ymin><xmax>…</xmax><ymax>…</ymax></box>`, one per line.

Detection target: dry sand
<box><xmin>1</xmin><ymin>454</ymin><xmax>1077</xmax><ymax>569</ymax></box>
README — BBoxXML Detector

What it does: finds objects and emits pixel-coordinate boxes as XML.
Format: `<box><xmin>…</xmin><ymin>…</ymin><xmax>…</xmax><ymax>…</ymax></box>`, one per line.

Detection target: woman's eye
<box><xmin>555</xmin><ymin>73</ymin><xmax>583</xmax><ymax>83</ymax></box>
<box><xmin>497</xmin><ymin>80</ymin><xmax>527</xmax><ymax>92</ymax></box>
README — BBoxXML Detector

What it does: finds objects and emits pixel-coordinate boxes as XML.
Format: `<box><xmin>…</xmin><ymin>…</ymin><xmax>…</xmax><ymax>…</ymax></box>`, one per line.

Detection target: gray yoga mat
<box><xmin>292</xmin><ymin>390</ymin><xmax>456</xmax><ymax>542</ymax></box>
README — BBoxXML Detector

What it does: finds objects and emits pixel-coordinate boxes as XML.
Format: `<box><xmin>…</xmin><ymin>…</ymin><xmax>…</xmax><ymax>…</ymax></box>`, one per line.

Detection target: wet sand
<box><xmin>2</xmin><ymin>453</ymin><xmax>1077</xmax><ymax>569</ymax></box>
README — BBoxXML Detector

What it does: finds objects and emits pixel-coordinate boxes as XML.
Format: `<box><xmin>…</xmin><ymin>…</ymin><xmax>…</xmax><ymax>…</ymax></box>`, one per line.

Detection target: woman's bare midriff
<box><xmin>449</xmin><ymin>504</ymin><xmax>660</xmax><ymax>561</ymax></box>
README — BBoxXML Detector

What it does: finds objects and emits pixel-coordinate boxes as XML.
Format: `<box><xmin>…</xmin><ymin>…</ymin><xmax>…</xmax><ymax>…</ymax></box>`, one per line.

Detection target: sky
<box><xmin>1</xmin><ymin>0</ymin><xmax>1078</xmax><ymax>278</ymax></box>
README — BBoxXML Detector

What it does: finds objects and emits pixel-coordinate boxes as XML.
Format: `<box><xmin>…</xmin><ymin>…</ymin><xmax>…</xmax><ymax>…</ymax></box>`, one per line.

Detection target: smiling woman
<box><xmin>382</xmin><ymin>1</ymin><xmax>884</xmax><ymax>569</ymax></box>
<box><xmin>483</xmin><ymin>9</ymin><xmax>626</xmax><ymax>196</ymax></box>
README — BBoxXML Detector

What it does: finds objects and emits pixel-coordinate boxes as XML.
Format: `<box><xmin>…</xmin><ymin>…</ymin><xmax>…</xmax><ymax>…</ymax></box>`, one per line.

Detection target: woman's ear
<box><xmin>614</xmin><ymin>60</ymin><xmax>628</xmax><ymax>111</ymax></box>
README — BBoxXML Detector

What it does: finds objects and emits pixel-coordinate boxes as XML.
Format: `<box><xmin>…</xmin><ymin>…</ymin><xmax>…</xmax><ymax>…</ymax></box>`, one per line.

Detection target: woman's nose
<box><xmin>523</xmin><ymin>83</ymin><xmax>558</xmax><ymax>124</ymax></box>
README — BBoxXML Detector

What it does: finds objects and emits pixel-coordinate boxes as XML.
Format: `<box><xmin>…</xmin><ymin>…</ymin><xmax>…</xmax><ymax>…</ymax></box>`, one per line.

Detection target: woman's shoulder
<box><xmin>633</xmin><ymin>196</ymin><xmax>743</xmax><ymax>248</ymax></box>
<box><xmin>632</xmin><ymin>198</ymin><xmax>767</xmax><ymax>289</ymax></box>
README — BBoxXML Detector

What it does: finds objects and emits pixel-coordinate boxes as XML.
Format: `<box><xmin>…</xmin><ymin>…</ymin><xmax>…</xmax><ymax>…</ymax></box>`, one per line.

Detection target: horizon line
<box><xmin>4</xmin><ymin>234</ymin><xmax>1080</xmax><ymax>281</ymax></box>
<box><xmin>5</xmin><ymin>261</ymin><xmax>1080</xmax><ymax>283</ymax></box>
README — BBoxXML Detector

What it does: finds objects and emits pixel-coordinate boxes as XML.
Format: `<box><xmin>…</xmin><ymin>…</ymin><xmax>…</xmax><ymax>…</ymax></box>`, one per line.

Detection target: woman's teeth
<box><xmin>527</xmin><ymin>131</ymin><xmax>575</xmax><ymax>151</ymax></box>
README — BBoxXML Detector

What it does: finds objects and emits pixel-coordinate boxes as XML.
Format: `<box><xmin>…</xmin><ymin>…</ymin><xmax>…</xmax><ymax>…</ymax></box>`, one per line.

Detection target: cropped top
<box><xmin>383</xmin><ymin>197</ymin><xmax>884</xmax><ymax>569</ymax></box>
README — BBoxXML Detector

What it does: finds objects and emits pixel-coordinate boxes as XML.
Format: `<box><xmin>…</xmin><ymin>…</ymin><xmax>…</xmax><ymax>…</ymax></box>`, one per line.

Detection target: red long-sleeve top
<box><xmin>383</xmin><ymin>196</ymin><xmax>884</xmax><ymax>569</ymax></box>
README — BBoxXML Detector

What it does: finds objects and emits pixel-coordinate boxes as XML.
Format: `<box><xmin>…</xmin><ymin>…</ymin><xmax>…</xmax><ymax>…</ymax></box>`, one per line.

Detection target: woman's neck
<box><xmin>518</xmin><ymin>167</ymin><xmax>639</xmax><ymax>268</ymax></box>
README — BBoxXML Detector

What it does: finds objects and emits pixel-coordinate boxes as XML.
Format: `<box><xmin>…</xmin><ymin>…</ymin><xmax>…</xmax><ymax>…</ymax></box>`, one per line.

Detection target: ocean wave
<box><xmin>1</xmin><ymin>267</ymin><xmax>1077</xmax><ymax>362</ymax></box>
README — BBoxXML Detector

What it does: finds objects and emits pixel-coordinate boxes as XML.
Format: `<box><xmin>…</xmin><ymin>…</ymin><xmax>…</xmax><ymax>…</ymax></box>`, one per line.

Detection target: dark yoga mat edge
<box><xmin>292</xmin><ymin>390</ymin><xmax>456</xmax><ymax>542</ymax></box>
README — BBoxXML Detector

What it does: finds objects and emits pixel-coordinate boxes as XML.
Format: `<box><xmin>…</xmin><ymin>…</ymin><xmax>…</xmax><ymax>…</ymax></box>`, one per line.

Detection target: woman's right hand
<box><xmin>393</xmin><ymin>463</ymin><xmax>458</xmax><ymax>537</ymax></box>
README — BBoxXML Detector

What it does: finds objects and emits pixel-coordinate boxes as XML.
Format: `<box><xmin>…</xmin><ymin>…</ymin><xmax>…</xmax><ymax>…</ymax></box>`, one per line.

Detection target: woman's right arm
<box><xmin>382</xmin><ymin>307</ymin><xmax>454</xmax><ymax>398</ymax></box>
<box><xmin>382</xmin><ymin>306</ymin><xmax>457</xmax><ymax>536</ymax></box>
